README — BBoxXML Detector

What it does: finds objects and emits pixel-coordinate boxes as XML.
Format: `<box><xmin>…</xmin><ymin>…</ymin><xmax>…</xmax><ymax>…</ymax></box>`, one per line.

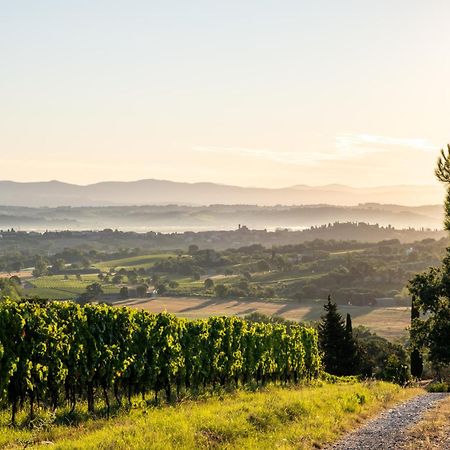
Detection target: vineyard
<box><xmin>0</xmin><ymin>299</ymin><xmax>321</xmax><ymax>425</ymax></box>
<box><xmin>94</xmin><ymin>253</ymin><xmax>177</xmax><ymax>271</ymax></box>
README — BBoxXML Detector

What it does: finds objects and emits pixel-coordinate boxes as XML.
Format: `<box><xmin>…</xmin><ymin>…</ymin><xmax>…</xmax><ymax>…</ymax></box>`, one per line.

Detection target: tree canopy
<box><xmin>409</xmin><ymin>145</ymin><xmax>450</xmax><ymax>374</ymax></box>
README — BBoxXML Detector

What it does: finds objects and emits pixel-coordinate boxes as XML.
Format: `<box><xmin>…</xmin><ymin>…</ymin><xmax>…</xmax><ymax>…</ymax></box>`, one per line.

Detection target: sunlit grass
<box><xmin>0</xmin><ymin>381</ymin><xmax>423</xmax><ymax>450</ymax></box>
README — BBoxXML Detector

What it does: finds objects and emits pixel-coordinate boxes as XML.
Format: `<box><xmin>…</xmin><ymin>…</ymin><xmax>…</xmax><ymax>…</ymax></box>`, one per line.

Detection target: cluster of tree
<box><xmin>212</xmin><ymin>281</ymin><xmax>275</xmax><ymax>300</ymax></box>
<box><xmin>152</xmin><ymin>257</ymin><xmax>202</xmax><ymax>277</ymax></box>
<box><xmin>318</xmin><ymin>296</ymin><xmax>409</xmax><ymax>384</ymax></box>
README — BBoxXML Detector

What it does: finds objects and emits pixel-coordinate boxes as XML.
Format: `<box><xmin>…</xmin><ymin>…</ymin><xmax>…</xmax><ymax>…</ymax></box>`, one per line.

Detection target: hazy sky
<box><xmin>1</xmin><ymin>1</ymin><xmax>450</xmax><ymax>187</ymax></box>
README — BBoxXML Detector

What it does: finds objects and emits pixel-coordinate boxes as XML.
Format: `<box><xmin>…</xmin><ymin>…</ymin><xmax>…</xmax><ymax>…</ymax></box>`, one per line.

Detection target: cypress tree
<box><xmin>410</xmin><ymin>296</ymin><xmax>423</xmax><ymax>378</ymax></box>
<box><xmin>345</xmin><ymin>313</ymin><xmax>353</xmax><ymax>335</ymax></box>
<box><xmin>344</xmin><ymin>313</ymin><xmax>360</xmax><ymax>374</ymax></box>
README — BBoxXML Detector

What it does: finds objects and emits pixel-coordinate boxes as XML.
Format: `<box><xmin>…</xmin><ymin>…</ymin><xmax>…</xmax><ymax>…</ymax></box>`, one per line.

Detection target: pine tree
<box><xmin>435</xmin><ymin>144</ymin><xmax>450</xmax><ymax>230</ymax></box>
<box><xmin>318</xmin><ymin>296</ymin><xmax>360</xmax><ymax>376</ymax></box>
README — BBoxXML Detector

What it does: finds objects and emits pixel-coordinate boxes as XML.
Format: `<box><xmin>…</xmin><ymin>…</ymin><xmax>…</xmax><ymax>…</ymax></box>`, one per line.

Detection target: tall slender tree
<box><xmin>410</xmin><ymin>296</ymin><xmax>423</xmax><ymax>378</ymax></box>
<box><xmin>344</xmin><ymin>313</ymin><xmax>360</xmax><ymax>373</ymax></box>
<box><xmin>345</xmin><ymin>313</ymin><xmax>353</xmax><ymax>335</ymax></box>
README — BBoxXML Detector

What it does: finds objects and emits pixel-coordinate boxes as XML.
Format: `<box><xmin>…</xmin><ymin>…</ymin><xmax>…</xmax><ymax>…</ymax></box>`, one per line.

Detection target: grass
<box><xmin>94</xmin><ymin>254</ymin><xmax>177</xmax><ymax>271</ymax></box>
<box><xmin>401</xmin><ymin>394</ymin><xmax>450</xmax><ymax>449</ymax></box>
<box><xmin>0</xmin><ymin>381</ymin><xmax>423</xmax><ymax>449</ymax></box>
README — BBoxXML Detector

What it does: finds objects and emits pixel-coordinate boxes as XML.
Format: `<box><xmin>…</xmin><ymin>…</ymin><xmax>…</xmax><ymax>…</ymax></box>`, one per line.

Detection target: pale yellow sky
<box><xmin>1</xmin><ymin>1</ymin><xmax>449</xmax><ymax>187</ymax></box>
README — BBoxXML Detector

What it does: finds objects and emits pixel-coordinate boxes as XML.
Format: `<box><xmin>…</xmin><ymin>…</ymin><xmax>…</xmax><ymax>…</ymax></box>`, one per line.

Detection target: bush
<box><xmin>214</xmin><ymin>284</ymin><xmax>228</xmax><ymax>298</ymax></box>
<box><xmin>427</xmin><ymin>382</ymin><xmax>449</xmax><ymax>392</ymax></box>
<box><xmin>381</xmin><ymin>355</ymin><xmax>410</xmax><ymax>385</ymax></box>
<box><xmin>136</xmin><ymin>284</ymin><xmax>149</xmax><ymax>298</ymax></box>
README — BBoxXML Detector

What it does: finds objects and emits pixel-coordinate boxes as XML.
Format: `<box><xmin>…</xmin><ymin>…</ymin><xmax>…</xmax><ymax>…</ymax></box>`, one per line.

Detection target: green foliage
<box><xmin>0</xmin><ymin>299</ymin><xmax>321</xmax><ymax>424</ymax></box>
<box><xmin>407</xmin><ymin>144</ymin><xmax>450</xmax><ymax>376</ymax></box>
<box><xmin>353</xmin><ymin>326</ymin><xmax>408</xmax><ymax>381</ymax></box>
<box><xmin>381</xmin><ymin>355</ymin><xmax>410</xmax><ymax>385</ymax></box>
<box><xmin>435</xmin><ymin>144</ymin><xmax>450</xmax><ymax>230</ymax></box>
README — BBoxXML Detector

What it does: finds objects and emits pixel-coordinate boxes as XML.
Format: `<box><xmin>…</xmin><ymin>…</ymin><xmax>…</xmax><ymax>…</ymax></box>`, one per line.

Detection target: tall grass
<box><xmin>0</xmin><ymin>381</ymin><xmax>423</xmax><ymax>450</ymax></box>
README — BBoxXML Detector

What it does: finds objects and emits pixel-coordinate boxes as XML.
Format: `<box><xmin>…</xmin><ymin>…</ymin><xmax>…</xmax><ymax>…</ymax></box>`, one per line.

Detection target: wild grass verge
<box><xmin>0</xmin><ymin>381</ymin><xmax>423</xmax><ymax>450</ymax></box>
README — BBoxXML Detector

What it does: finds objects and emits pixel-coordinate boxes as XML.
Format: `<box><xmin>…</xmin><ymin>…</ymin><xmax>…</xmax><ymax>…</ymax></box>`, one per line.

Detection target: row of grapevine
<box><xmin>0</xmin><ymin>299</ymin><xmax>321</xmax><ymax>423</ymax></box>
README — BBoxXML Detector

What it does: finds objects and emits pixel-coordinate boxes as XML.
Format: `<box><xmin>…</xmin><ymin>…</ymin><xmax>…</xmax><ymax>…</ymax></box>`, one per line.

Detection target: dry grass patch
<box><xmin>401</xmin><ymin>395</ymin><xmax>450</xmax><ymax>449</ymax></box>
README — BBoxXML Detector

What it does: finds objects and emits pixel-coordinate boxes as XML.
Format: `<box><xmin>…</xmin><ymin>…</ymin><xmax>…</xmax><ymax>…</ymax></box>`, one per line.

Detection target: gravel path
<box><xmin>328</xmin><ymin>393</ymin><xmax>450</xmax><ymax>450</ymax></box>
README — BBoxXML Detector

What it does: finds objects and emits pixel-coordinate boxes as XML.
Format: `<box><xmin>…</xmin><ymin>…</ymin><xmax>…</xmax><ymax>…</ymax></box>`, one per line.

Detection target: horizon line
<box><xmin>0</xmin><ymin>178</ymin><xmax>443</xmax><ymax>190</ymax></box>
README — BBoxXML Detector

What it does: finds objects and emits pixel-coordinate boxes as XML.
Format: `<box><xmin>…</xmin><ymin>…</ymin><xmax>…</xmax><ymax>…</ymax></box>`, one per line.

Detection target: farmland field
<box><xmin>117</xmin><ymin>296</ymin><xmax>411</xmax><ymax>340</ymax></box>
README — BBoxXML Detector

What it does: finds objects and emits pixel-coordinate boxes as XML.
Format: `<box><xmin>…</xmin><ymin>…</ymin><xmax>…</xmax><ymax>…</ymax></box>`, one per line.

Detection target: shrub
<box><xmin>427</xmin><ymin>382</ymin><xmax>449</xmax><ymax>393</ymax></box>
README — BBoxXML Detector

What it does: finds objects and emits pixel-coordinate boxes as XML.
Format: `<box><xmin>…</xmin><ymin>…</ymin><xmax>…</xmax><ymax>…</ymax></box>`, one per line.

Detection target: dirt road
<box><xmin>329</xmin><ymin>393</ymin><xmax>449</xmax><ymax>450</ymax></box>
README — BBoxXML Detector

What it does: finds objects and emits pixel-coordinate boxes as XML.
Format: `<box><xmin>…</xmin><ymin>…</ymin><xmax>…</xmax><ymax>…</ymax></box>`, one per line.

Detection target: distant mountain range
<box><xmin>0</xmin><ymin>179</ymin><xmax>445</xmax><ymax>207</ymax></box>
